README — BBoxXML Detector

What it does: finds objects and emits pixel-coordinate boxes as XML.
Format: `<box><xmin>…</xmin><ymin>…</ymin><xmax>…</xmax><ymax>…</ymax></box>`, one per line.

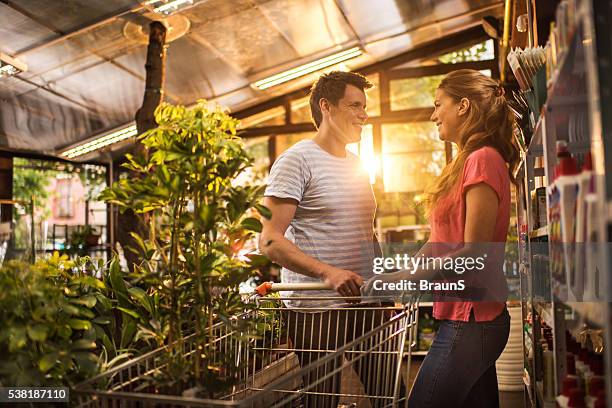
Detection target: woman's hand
<box><xmin>361</xmin><ymin>270</ymin><xmax>416</xmax><ymax>303</ymax></box>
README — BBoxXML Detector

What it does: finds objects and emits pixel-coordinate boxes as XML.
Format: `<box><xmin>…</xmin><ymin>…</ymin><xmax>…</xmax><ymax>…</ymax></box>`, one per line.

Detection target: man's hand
<box><xmin>322</xmin><ymin>266</ymin><xmax>363</xmax><ymax>298</ymax></box>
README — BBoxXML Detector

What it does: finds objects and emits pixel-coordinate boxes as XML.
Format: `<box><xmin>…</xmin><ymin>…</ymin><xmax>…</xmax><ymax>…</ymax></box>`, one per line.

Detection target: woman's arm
<box><xmin>361</xmin><ymin>183</ymin><xmax>499</xmax><ymax>298</ymax></box>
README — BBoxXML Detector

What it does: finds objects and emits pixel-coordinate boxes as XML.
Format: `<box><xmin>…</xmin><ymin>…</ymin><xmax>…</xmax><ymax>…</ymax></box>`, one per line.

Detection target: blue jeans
<box><xmin>408</xmin><ymin>307</ymin><xmax>510</xmax><ymax>408</ymax></box>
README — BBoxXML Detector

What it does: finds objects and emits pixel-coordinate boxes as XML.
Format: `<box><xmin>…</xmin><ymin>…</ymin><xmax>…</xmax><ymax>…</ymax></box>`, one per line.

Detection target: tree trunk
<box><xmin>116</xmin><ymin>21</ymin><xmax>167</xmax><ymax>271</ymax></box>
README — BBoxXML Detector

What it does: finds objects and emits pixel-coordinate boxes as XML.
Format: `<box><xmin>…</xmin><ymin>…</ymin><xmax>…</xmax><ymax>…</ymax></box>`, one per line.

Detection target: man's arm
<box><xmin>259</xmin><ymin>196</ymin><xmax>364</xmax><ymax>297</ymax></box>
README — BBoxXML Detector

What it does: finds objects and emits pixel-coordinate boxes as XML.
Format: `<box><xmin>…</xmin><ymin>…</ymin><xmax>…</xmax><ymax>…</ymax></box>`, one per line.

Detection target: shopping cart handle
<box><xmin>255</xmin><ymin>282</ymin><xmax>333</xmax><ymax>296</ymax></box>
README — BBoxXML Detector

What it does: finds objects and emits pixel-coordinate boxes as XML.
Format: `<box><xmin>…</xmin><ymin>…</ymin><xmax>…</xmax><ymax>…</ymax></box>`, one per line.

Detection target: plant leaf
<box><xmin>255</xmin><ymin>204</ymin><xmax>272</xmax><ymax>220</ymax></box>
<box><xmin>26</xmin><ymin>324</ymin><xmax>49</xmax><ymax>342</ymax></box>
<box><xmin>39</xmin><ymin>352</ymin><xmax>59</xmax><ymax>373</ymax></box>
<box><xmin>71</xmin><ymin>339</ymin><xmax>97</xmax><ymax>350</ymax></box>
<box><xmin>240</xmin><ymin>217</ymin><xmax>262</xmax><ymax>233</ymax></box>
<box><xmin>68</xmin><ymin>319</ymin><xmax>92</xmax><ymax>330</ymax></box>
<box><xmin>117</xmin><ymin>307</ymin><xmax>140</xmax><ymax>319</ymax></box>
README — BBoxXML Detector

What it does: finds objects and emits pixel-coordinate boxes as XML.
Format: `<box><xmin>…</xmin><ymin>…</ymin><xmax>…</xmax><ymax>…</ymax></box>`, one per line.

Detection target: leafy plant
<box><xmin>0</xmin><ymin>254</ymin><xmax>107</xmax><ymax>386</ymax></box>
<box><xmin>100</xmin><ymin>101</ymin><xmax>269</xmax><ymax>395</ymax></box>
<box><xmin>0</xmin><ymin>252</ymin><xmax>160</xmax><ymax>387</ymax></box>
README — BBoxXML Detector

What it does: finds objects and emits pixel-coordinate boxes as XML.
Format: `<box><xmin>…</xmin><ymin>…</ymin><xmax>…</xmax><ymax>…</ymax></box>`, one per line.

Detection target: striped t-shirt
<box><xmin>264</xmin><ymin>139</ymin><xmax>377</xmax><ymax>308</ymax></box>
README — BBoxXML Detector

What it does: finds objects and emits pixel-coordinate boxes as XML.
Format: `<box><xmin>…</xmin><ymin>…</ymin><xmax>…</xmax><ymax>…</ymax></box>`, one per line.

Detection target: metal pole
<box><xmin>30</xmin><ymin>196</ymin><xmax>35</xmax><ymax>263</ymax></box>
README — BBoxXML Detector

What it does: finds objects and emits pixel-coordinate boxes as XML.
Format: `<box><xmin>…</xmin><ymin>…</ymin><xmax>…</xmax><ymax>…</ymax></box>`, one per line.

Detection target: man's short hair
<box><xmin>309</xmin><ymin>71</ymin><xmax>373</xmax><ymax>129</ymax></box>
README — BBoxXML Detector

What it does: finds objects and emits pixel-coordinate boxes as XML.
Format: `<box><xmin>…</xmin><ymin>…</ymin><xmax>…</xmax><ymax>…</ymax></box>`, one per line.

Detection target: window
<box><xmin>275</xmin><ymin>132</ymin><xmax>315</xmax><ymax>157</ymax></box>
<box><xmin>238</xmin><ymin>106</ymin><xmax>285</xmax><ymax>128</ymax></box>
<box><xmin>55</xmin><ymin>177</ymin><xmax>74</xmax><ymax>218</ymax></box>
<box><xmin>381</xmin><ymin>122</ymin><xmax>445</xmax><ymax>193</ymax></box>
<box><xmin>438</xmin><ymin>39</ymin><xmax>495</xmax><ymax>64</ymax></box>
<box><xmin>390</xmin><ymin>74</ymin><xmax>444</xmax><ymax>111</ymax></box>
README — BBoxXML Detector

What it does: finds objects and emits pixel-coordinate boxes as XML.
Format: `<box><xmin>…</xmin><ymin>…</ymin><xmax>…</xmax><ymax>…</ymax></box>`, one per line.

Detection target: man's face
<box><xmin>326</xmin><ymin>84</ymin><xmax>368</xmax><ymax>144</ymax></box>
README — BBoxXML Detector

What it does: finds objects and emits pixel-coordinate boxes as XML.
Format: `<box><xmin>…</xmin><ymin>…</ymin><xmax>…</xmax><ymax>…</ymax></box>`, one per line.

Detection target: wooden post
<box><xmin>135</xmin><ymin>21</ymin><xmax>167</xmax><ymax>142</ymax></box>
<box><xmin>116</xmin><ymin>21</ymin><xmax>167</xmax><ymax>270</ymax></box>
<box><xmin>0</xmin><ymin>155</ymin><xmax>13</xmax><ymax>224</ymax></box>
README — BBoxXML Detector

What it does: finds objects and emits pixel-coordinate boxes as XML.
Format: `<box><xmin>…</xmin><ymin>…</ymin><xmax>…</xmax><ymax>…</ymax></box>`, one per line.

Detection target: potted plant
<box><xmin>96</xmin><ymin>101</ymin><xmax>271</xmax><ymax>399</ymax></box>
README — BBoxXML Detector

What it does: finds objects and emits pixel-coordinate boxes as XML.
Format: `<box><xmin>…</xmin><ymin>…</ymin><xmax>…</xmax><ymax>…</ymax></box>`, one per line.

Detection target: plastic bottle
<box><xmin>586</xmin><ymin>377</ymin><xmax>605</xmax><ymax>408</ymax></box>
<box><xmin>543</xmin><ymin>345</ymin><xmax>555</xmax><ymax>401</ymax></box>
<box><xmin>576</xmin><ymin>349</ymin><xmax>590</xmax><ymax>391</ymax></box>
<box><xmin>585</xmin><ymin>357</ymin><xmax>604</xmax><ymax>396</ymax></box>
<box><xmin>551</xmin><ymin>141</ymin><xmax>580</xmax><ymax>301</ymax></box>
<box><xmin>567</xmin><ymin>388</ymin><xmax>586</xmax><ymax>407</ymax></box>
<box><xmin>557</xmin><ymin>377</ymin><xmax>579</xmax><ymax>407</ymax></box>
<box><xmin>573</xmin><ymin>152</ymin><xmax>592</xmax><ymax>300</ymax></box>
<box><xmin>593</xmin><ymin>389</ymin><xmax>606</xmax><ymax>408</ymax></box>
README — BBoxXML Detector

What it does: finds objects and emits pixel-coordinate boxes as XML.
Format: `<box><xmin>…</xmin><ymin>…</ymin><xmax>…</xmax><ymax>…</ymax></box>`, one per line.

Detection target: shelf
<box><xmin>535</xmin><ymin>303</ymin><xmax>554</xmax><ymax>328</ymax></box>
<box><xmin>528</xmin><ymin>227</ymin><xmax>548</xmax><ymax>239</ymax></box>
<box><xmin>419</xmin><ymin>302</ymin><xmax>433</xmax><ymax>307</ymax></box>
<box><xmin>560</xmin><ymin>301</ymin><xmax>605</xmax><ymax>329</ymax></box>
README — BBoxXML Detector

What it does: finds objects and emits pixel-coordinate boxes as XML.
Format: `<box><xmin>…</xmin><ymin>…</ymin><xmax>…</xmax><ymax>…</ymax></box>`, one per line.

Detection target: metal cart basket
<box><xmin>73</xmin><ymin>283</ymin><xmax>419</xmax><ymax>408</ymax></box>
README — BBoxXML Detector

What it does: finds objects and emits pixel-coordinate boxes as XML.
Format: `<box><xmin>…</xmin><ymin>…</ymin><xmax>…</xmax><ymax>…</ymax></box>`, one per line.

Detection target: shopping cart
<box><xmin>73</xmin><ymin>282</ymin><xmax>419</xmax><ymax>408</ymax></box>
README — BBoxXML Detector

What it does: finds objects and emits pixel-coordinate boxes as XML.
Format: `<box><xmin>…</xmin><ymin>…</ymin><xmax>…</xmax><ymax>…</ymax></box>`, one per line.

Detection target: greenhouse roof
<box><xmin>0</xmin><ymin>0</ymin><xmax>503</xmax><ymax>159</ymax></box>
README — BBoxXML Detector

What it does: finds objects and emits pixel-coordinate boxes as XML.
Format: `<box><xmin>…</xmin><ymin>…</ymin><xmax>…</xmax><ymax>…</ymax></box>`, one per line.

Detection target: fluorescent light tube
<box><xmin>61</xmin><ymin>125</ymin><xmax>138</xmax><ymax>159</ymax></box>
<box><xmin>252</xmin><ymin>47</ymin><xmax>362</xmax><ymax>90</ymax></box>
<box><xmin>145</xmin><ymin>0</ymin><xmax>193</xmax><ymax>15</ymax></box>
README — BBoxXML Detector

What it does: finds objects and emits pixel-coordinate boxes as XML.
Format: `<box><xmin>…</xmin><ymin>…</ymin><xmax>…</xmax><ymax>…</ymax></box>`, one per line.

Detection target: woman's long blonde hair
<box><xmin>425</xmin><ymin>69</ymin><xmax>519</xmax><ymax>213</ymax></box>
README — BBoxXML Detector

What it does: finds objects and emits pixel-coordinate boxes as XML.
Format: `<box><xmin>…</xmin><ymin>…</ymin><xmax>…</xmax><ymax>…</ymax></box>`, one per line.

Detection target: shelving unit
<box><xmin>516</xmin><ymin>0</ymin><xmax>612</xmax><ymax>406</ymax></box>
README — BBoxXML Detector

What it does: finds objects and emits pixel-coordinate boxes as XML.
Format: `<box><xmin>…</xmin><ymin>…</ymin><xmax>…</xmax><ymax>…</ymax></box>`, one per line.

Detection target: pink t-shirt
<box><xmin>429</xmin><ymin>146</ymin><xmax>510</xmax><ymax>322</ymax></box>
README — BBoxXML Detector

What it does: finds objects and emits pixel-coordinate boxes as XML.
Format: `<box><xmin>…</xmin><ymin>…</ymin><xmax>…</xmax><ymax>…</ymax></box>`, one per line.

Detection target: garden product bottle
<box><xmin>573</xmin><ymin>152</ymin><xmax>592</xmax><ymax>300</ymax></box>
<box><xmin>585</xmin><ymin>358</ymin><xmax>604</xmax><ymax>396</ymax></box>
<box><xmin>543</xmin><ymin>346</ymin><xmax>555</xmax><ymax>400</ymax></box>
<box><xmin>551</xmin><ymin>141</ymin><xmax>580</xmax><ymax>301</ymax></box>
<box><xmin>576</xmin><ymin>349</ymin><xmax>590</xmax><ymax>391</ymax></box>
<box><xmin>584</xmin><ymin>188</ymin><xmax>603</xmax><ymax>301</ymax></box>
<box><xmin>586</xmin><ymin>377</ymin><xmax>605</xmax><ymax>408</ymax></box>
<box><xmin>593</xmin><ymin>390</ymin><xmax>606</xmax><ymax>408</ymax></box>
<box><xmin>567</xmin><ymin>388</ymin><xmax>586</xmax><ymax>407</ymax></box>
<box><xmin>557</xmin><ymin>377</ymin><xmax>579</xmax><ymax>407</ymax></box>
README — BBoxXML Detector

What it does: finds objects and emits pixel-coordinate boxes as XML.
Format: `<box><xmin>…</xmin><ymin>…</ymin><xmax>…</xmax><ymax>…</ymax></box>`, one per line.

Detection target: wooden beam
<box><xmin>240</xmin><ymin>123</ymin><xmax>315</xmax><ymax>138</ymax></box>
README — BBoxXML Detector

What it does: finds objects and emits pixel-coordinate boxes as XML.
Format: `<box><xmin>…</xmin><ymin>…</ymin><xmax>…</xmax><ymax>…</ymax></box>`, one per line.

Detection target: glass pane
<box><xmin>381</xmin><ymin>122</ymin><xmax>445</xmax><ymax>193</ymax></box>
<box><xmin>382</xmin><ymin>151</ymin><xmax>445</xmax><ymax>193</ymax></box>
<box><xmin>382</xmin><ymin>122</ymin><xmax>444</xmax><ymax>154</ymax></box>
<box><xmin>438</xmin><ymin>39</ymin><xmax>495</xmax><ymax>64</ymax></box>
<box><xmin>12</xmin><ymin>158</ymin><xmax>108</xmax><ymax>260</ymax></box>
<box><xmin>235</xmin><ymin>136</ymin><xmax>270</xmax><ymax>185</ymax></box>
<box><xmin>365</xmin><ymin>73</ymin><xmax>380</xmax><ymax>117</ymax></box>
<box><xmin>238</xmin><ymin>106</ymin><xmax>285</xmax><ymax>128</ymax></box>
<box><xmin>290</xmin><ymin>96</ymin><xmax>311</xmax><ymax>124</ymax></box>
<box><xmin>275</xmin><ymin>132</ymin><xmax>315</xmax><ymax>157</ymax></box>
<box><xmin>390</xmin><ymin>74</ymin><xmax>444</xmax><ymax>111</ymax></box>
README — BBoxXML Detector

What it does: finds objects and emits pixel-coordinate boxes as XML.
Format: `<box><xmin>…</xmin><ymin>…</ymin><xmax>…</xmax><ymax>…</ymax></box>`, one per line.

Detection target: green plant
<box><xmin>67</xmin><ymin>225</ymin><xmax>101</xmax><ymax>256</ymax></box>
<box><xmin>0</xmin><ymin>253</ymin><xmax>107</xmax><ymax>386</ymax></box>
<box><xmin>100</xmin><ymin>101</ymin><xmax>269</xmax><ymax>396</ymax></box>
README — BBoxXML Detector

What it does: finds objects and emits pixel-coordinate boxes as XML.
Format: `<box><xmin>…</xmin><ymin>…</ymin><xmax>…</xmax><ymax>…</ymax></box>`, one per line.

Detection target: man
<box><xmin>259</xmin><ymin>71</ymin><xmax>388</xmax><ymax>407</ymax></box>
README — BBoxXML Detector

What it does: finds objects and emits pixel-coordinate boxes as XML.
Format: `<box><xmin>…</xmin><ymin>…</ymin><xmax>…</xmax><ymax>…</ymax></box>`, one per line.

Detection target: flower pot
<box><xmin>85</xmin><ymin>233</ymin><xmax>100</xmax><ymax>247</ymax></box>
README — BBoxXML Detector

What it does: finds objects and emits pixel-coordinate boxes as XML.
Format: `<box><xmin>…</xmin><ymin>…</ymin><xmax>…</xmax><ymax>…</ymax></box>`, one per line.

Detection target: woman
<box><xmin>364</xmin><ymin>69</ymin><xmax>519</xmax><ymax>407</ymax></box>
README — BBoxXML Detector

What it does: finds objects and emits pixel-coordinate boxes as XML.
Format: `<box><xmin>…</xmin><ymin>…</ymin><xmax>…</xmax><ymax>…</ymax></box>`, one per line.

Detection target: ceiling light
<box><xmin>0</xmin><ymin>52</ymin><xmax>27</xmax><ymax>79</ymax></box>
<box><xmin>252</xmin><ymin>47</ymin><xmax>363</xmax><ymax>90</ymax></box>
<box><xmin>145</xmin><ymin>0</ymin><xmax>193</xmax><ymax>15</ymax></box>
<box><xmin>60</xmin><ymin>125</ymin><xmax>138</xmax><ymax>159</ymax></box>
